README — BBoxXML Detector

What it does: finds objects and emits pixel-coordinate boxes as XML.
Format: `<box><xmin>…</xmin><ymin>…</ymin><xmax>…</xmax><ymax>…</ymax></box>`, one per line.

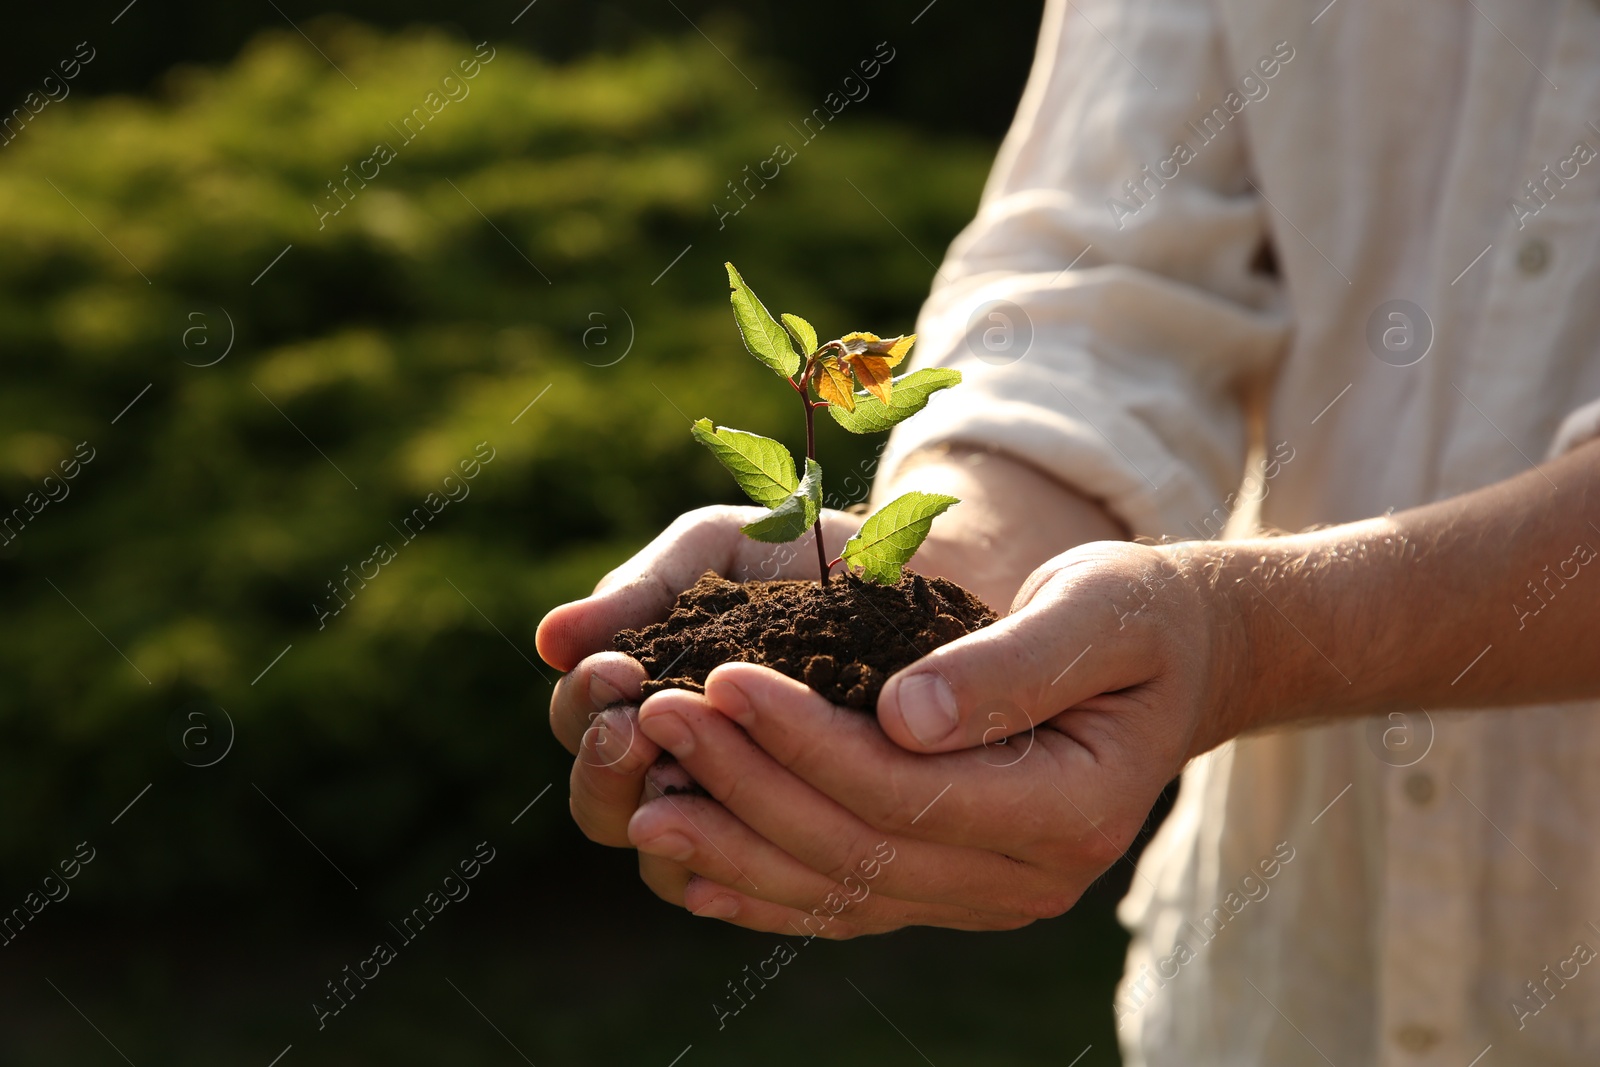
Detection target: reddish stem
<box><xmin>797</xmin><ymin>356</ymin><xmax>829</xmax><ymax>585</ymax></box>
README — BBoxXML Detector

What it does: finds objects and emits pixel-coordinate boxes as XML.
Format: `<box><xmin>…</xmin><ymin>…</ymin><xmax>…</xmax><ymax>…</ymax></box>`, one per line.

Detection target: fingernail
<box><xmin>583</xmin><ymin>714</ymin><xmax>630</xmax><ymax>769</ymax></box>
<box><xmin>710</xmin><ymin>676</ymin><xmax>752</xmax><ymax>725</ymax></box>
<box><xmin>589</xmin><ymin>672</ymin><xmax>625</xmax><ymax>709</ymax></box>
<box><xmin>694</xmin><ymin>895</ymin><xmax>738</xmax><ymax>920</ymax></box>
<box><xmin>897</xmin><ymin>672</ymin><xmax>959</xmax><ymax>746</ymax></box>
<box><xmin>639</xmin><ymin>831</ymin><xmax>694</xmax><ymax>863</ymax></box>
<box><xmin>641</xmin><ymin>709</ymin><xmax>694</xmax><ymax>757</ymax></box>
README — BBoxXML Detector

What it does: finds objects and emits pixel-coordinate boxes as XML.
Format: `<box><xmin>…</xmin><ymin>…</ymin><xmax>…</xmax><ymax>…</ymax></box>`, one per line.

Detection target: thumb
<box><xmin>876</xmin><ymin>549</ymin><xmax>1161</xmax><ymax>753</ymax></box>
<box><xmin>535</xmin><ymin>508</ymin><xmax>749</xmax><ymax>671</ymax></box>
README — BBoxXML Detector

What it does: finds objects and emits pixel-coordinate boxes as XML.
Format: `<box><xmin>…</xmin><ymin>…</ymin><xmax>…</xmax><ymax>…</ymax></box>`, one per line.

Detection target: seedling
<box><xmin>692</xmin><ymin>263</ymin><xmax>963</xmax><ymax>585</ymax></box>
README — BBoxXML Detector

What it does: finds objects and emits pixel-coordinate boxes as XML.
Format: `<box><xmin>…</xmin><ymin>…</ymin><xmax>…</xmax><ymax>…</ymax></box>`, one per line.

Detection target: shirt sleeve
<box><xmin>880</xmin><ymin>0</ymin><xmax>1292</xmax><ymax>540</ymax></box>
<box><xmin>1547</xmin><ymin>399</ymin><xmax>1600</xmax><ymax>460</ymax></box>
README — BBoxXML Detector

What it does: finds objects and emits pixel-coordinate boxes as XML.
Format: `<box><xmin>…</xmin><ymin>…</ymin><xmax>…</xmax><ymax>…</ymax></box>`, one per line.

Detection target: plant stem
<box><xmin>798</xmin><ymin>357</ymin><xmax>829</xmax><ymax>585</ymax></box>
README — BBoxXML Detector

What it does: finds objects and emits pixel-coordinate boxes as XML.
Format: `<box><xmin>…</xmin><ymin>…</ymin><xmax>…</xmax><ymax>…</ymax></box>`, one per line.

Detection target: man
<box><xmin>538</xmin><ymin>1</ymin><xmax>1600</xmax><ymax>1062</ymax></box>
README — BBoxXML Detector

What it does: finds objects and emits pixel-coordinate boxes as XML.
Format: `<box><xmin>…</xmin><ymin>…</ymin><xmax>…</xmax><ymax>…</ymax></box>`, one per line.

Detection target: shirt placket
<box><xmin>1375</xmin><ymin>724</ymin><xmax>1475</xmax><ymax>1066</ymax></box>
<box><xmin>1379</xmin><ymin>4</ymin><xmax>1600</xmax><ymax>1064</ymax></box>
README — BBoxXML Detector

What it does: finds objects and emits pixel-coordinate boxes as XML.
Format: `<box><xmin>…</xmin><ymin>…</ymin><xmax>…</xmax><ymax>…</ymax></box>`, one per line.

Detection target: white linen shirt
<box><xmin>882</xmin><ymin>1</ymin><xmax>1600</xmax><ymax>1064</ymax></box>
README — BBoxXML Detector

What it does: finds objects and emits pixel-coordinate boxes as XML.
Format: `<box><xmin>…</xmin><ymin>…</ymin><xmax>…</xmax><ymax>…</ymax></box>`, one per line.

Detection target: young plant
<box><xmin>691</xmin><ymin>263</ymin><xmax>964</xmax><ymax>586</ymax></box>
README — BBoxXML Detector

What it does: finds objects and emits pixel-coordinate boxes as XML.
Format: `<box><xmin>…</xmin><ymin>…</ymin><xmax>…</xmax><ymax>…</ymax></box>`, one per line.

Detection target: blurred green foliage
<box><xmin>0</xmin><ymin>22</ymin><xmax>992</xmax><ymax>903</ymax></box>
<box><xmin>0</xmin><ymin>2</ymin><xmax>1045</xmax><ymax>142</ymax></box>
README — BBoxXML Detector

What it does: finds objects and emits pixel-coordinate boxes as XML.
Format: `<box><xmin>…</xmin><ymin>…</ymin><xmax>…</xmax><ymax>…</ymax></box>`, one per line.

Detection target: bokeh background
<box><xmin>0</xmin><ymin>2</ymin><xmax>1159</xmax><ymax>1063</ymax></box>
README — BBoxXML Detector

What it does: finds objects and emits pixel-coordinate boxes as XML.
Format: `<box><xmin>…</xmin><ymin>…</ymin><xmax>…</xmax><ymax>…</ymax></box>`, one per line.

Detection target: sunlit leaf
<box><xmin>812</xmin><ymin>354</ymin><xmax>857</xmax><ymax>411</ymax></box>
<box><xmin>781</xmin><ymin>313</ymin><xmax>818</xmax><ymax>358</ymax></box>
<box><xmin>883</xmin><ymin>334</ymin><xmax>916</xmax><ymax>366</ymax></box>
<box><xmin>841</xmin><ymin>491</ymin><xmax>958</xmax><ymax>584</ymax></box>
<box><xmin>741</xmin><ymin>457</ymin><xmax>823</xmax><ymax>543</ymax></box>
<box><xmin>845</xmin><ymin>354</ymin><xmax>894</xmax><ymax>405</ymax></box>
<box><xmin>826</xmin><ymin>367</ymin><xmax>962</xmax><ymax>434</ymax></box>
<box><xmin>725</xmin><ymin>263</ymin><xmax>801</xmax><ymax>378</ymax></box>
<box><xmin>840</xmin><ymin>331</ymin><xmax>914</xmax><ymax>368</ymax></box>
<box><xmin>690</xmin><ymin>418</ymin><xmax>797</xmax><ymax>508</ymax></box>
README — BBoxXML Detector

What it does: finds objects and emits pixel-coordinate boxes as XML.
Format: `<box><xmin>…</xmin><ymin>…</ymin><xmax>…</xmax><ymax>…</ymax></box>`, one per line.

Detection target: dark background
<box><xmin>0</xmin><ymin>3</ymin><xmax>1162</xmax><ymax>1064</ymax></box>
<box><xmin>2</xmin><ymin>1</ymin><xmax>1040</xmax><ymax>140</ymax></box>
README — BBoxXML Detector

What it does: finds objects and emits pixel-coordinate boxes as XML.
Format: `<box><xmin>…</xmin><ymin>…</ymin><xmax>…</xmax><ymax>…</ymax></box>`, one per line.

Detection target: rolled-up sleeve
<box><xmin>881</xmin><ymin>0</ymin><xmax>1292</xmax><ymax>540</ymax></box>
<box><xmin>1547</xmin><ymin>399</ymin><xmax>1600</xmax><ymax>460</ymax></box>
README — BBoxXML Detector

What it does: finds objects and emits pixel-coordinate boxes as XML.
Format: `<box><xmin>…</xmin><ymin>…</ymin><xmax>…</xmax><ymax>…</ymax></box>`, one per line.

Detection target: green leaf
<box><xmin>725</xmin><ymin>263</ymin><xmax>801</xmax><ymax>378</ymax></box>
<box><xmin>826</xmin><ymin>367</ymin><xmax>962</xmax><ymax>434</ymax></box>
<box><xmin>691</xmin><ymin>419</ymin><xmax>798</xmax><ymax>509</ymax></box>
<box><xmin>780</xmin><ymin>313</ymin><xmax>818</xmax><ymax>358</ymax></box>
<box><xmin>841</xmin><ymin>491</ymin><xmax>958</xmax><ymax>584</ymax></box>
<box><xmin>741</xmin><ymin>457</ymin><xmax>823</xmax><ymax>543</ymax></box>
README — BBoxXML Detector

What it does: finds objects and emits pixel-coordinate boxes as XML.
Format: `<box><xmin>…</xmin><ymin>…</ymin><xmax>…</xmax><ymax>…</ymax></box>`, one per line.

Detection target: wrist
<box><xmin>1174</xmin><ymin>526</ymin><xmax>1393</xmax><ymax>755</ymax></box>
<box><xmin>877</xmin><ymin>445</ymin><xmax>1128</xmax><ymax>610</ymax></box>
<box><xmin>1163</xmin><ymin>535</ymin><xmax>1336</xmax><ymax>760</ymax></box>
<box><xmin>1155</xmin><ymin>541</ymin><xmax>1255</xmax><ymax>760</ymax></box>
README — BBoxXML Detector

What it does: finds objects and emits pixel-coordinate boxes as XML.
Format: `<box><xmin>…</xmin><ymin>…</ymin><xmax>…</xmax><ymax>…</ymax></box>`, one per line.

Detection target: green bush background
<box><xmin>0</xmin><ymin>17</ymin><xmax>1136</xmax><ymax>1066</ymax></box>
<box><xmin>0</xmin><ymin>19</ymin><xmax>995</xmax><ymax>889</ymax></box>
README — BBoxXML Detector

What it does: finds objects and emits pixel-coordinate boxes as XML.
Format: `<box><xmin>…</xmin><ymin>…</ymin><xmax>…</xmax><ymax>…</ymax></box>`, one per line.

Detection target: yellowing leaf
<box><xmin>840</xmin><ymin>331</ymin><xmax>913</xmax><ymax>367</ymax></box>
<box><xmin>846</xmin><ymin>354</ymin><xmax>894</xmax><ymax>405</ymax></box>
<box><xmin>812</xmin><ymin>354</ymin><xmax>857</xmax><ymax>411</ymax></box>
<box><xmin>883</xmin><ymin>334</ymin><xmax>916</xmax><ymax>366</ymax></box>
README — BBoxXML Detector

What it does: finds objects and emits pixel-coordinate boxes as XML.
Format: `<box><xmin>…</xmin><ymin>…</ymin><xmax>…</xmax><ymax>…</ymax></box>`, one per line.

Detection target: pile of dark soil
<box><xmin>612</xmin><ymin>570</ymin><xmax>997</xmax><ymax>711</ymax></box>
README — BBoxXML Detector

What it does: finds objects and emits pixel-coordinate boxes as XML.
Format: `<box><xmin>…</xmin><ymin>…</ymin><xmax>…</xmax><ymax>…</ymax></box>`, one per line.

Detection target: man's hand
<box><xmin>625</xmin><ymin>539</ymin><xmax>1229</xmax><ymax>933</ymax></box>
<box><xmin>623</xmin><ymin>438</ymin><xmax>1600</xmax><ymax>933</ymax></box>
<box><xmin>537</xmin><ymin>446</ymin><xmax>1131</xmax><ymax>917</ymax></box>
<box><xmin>537</xmin><ymin>505</ymin><xmax>880</xmax><ymax>899</ymax></box>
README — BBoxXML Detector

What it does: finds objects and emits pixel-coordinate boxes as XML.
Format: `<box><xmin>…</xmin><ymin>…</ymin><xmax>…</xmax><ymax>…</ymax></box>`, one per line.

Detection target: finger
<box><xmin>701</xmin><ymin>663</ymin><xmax>1120</xmax><ymax>863</ymax></box>
<box><xmin>643</xmin><ymin>754</ymin><xmax>702</xmax><ymax>798</ymax></box>
<box><xmin>536</xmin><ymin>508</ymin><xmax>748</xmax><ymax>671</ymax></box>
<box><xmin>682</xmin><ymin>876</ymin><xmax>867</xmax><ymax>939</ymax></box>
<box><xmin>631</xmin><ymin>790</ymin><xmax>847</xmax><ymax>908</ymax></box>
<box><xmin>640</xmin><ymin>682</ymin><xmax>1066</xmax><ymax>897</ymax></box>
<box><xmin>638</xmin><ymin>851</ymin><xmax>691</xmax><ymax>907</ymax></box>
<box><xmin>633</xmin><ymin>781</ymin><xmax>1031</xmax><ymax>923</ymax></box>
<box><xmin>567</xmin><ymin>705</ymin><xmax>661</xmax><ymax>848</ymax></box>
<box><xmin>877</xmin><ymin>544</ymin><xmax>1167</xmax><ymax>753</ymax></box>
<box><xmin>632</xmin><ymin>790</ymin><xmax>1035</xmax><ymax>929</ymax></box>
<box><xmin>549</xmin><ymin>652</ymin><xmax>648</xmax><ymax>755</ymax></box>
<box><xmin>681</xmin><ymin>877</ymin><xmax>1027</xmax><ymax>936</ymax></box>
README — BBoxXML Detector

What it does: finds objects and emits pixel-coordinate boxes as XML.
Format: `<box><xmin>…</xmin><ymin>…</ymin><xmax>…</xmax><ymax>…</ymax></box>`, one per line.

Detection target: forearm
<box><xmin>1192</xmin><ymin>439</ymin><xmax>1600</xmax><ymax>749</ymax></box>
<box><xmin>878</xmin><ymin>445</ymin><xmax>1127</xmax><ymax>611</ymax></box>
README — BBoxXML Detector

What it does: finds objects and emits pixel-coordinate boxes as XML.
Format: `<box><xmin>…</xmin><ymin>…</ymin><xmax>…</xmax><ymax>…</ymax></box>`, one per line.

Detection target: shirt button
<box><xmin>1404</xmin><ymin>772</ymin><xmax>1436</xmax><ymax>805</ymax></box>
<box><xmin>1518</xmin><ymin>238</ymin><xmax>1551</xmax><ymax>274</ymax></box>
<box><xmin>1395</xmin><ymin>1023</ymin><xmax>1440</xmax><ymax>1053</ymax></box>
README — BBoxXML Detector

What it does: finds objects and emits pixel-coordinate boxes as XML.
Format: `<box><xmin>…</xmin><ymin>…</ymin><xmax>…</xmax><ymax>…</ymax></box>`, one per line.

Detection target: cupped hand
<box><xmin>535</xmin><ymin>504</ymin><xmax>867</xmax><ymax>899</ymax></box>
<box><xmin>625</xmin><ymin>539</ymin><xmax>1239</xmax><ymax>934</ymax></box>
